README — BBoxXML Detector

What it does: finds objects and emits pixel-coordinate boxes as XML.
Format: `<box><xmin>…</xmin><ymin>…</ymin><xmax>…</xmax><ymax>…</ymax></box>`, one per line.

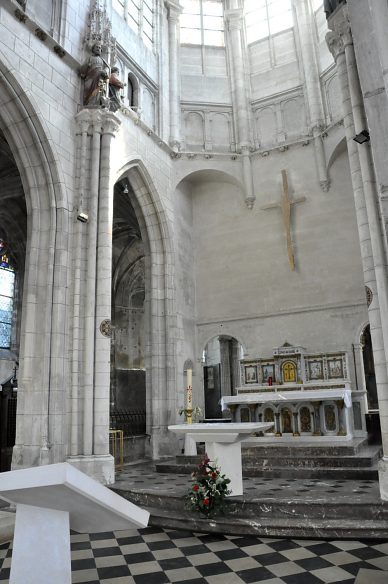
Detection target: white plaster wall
<box><xmin>191</xmin><ymin>146</ymin><xmax>367</xmax><ymax>364</ymax></box>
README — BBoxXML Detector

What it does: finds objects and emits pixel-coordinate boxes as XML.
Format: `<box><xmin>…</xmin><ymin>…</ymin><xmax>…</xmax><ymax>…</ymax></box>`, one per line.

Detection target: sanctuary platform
<box><xmin>111</xmin><ymin>459</ymin><xmax>388</xmax><ymax>540</ymax></box>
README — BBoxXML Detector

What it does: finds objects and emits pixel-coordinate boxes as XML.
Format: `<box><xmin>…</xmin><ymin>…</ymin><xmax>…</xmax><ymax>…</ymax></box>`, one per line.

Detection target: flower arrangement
<box><xmin>186</xmin><ymin>454</ymin><xmax>231</xmax><ymax>517</ymax></box>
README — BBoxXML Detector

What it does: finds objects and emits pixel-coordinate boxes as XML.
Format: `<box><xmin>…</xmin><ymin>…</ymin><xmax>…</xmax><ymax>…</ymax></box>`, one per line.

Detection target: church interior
<box><xmin>1</xmin><ymin>0</ymin><xmax>388</xmax><ymax>582</ymax></box>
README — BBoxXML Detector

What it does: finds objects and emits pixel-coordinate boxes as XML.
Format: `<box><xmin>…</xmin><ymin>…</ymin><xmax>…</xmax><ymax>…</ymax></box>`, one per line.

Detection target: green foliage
<box><xmin>186</xmin><ymin>454</ymin><xmax>231</xmax><ymax>518</ymax></box>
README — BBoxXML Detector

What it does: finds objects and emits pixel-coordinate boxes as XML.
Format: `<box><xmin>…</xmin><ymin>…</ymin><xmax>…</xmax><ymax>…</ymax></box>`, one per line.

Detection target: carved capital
<box><xmin>326</xmin><ymin>31</ymin><xmax>344</xmax><ymax>61</ymax></box>
<box><xmin>165</xmin><ymin>0</ymin><xmax>182</xmax><ymax>20</ymax></box>
<box><xmin>224</xmin><ymin>8</ymin><xmax>243</xmax><ymax>31</ymax></box>
<box><xmin>101</xmin><ymin>112</ymin><xmax>121</xmax><ymax>136</ymax></box>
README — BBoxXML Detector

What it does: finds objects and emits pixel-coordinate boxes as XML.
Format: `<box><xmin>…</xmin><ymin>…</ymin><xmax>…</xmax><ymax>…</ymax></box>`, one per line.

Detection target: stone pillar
<box><xmin>225</xmin><ymin>3</ymin><xmax>255</xmax><ymax>208</ymax></box>
<box><xmin>94</xmin><ymin>114</ymin><xmax>121</xmax><ymax>457</ymax></box>
<box><xmin>294</xmin><ymin>0</ymin><xmax>330</xmax><ymax>191</ymax></box>
<box><xmin>165</xmin><ymin>1</ymin><xmax>182</xmax><ymax>150</ymax></box>
<box><xmin>338</xmin><ymin>11</ymin><xmax>388</xmax><ymax>497</ymax></box>
<box><xmin>231</xmin><ymin>339</ymin><xmax>241</xmax><ymax>391</ymax></box>
<box><xmin>327</xmin><ymin>24</ymin><xmax>388</xmax><ymax>500</ymax></box>
<box><xmin>68</xmin><ymin>109</ymin><xmax>120</xmax><ymax>485</ymax></box>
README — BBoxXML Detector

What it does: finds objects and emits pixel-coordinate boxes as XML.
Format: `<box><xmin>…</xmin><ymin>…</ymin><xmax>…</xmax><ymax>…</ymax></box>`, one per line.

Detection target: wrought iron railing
<box><xmin>110</xmin><ymin>409</ymin><xmax>146</xmax><ymax>436</ymax></box>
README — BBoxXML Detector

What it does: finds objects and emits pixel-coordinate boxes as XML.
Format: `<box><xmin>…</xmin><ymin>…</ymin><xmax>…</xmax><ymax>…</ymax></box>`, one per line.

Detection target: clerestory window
<box><xmin>113</xmin><ymin>0</ymin><xmax>155</xmax><ymax>47</ymax></box>
<box><xmin>180</xmin><ymin>0</ymin><xmax>224</xmax><ymax>47</ymax></box>
<box><xmin>0</xmin><ymin>242</ymin><xmax>15</xmax><ymax>350</ymax></box>
<box><xmin>244</xmin><ymin>0</ymin><xmax>293</xmax><ymax>45</ymax></box>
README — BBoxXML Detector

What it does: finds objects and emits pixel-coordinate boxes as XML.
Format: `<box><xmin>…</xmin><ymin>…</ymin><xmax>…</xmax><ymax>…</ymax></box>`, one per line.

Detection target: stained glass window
<box><xmin>0</xmin><ymin>241</ymin><xmax>15</xmax><ymax>349</ymax></box>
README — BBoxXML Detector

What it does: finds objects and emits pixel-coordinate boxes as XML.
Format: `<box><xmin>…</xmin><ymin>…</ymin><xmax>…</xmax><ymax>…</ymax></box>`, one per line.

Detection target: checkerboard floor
<box><xmin>1</xmin><ymin>526</ymin><xmax>387</xmax><ymax>583</ymax></box>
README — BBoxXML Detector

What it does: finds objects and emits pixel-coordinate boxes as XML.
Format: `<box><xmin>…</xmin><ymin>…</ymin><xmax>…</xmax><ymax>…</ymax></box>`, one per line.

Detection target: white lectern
<box><xmin>0</xmin><ymin>462</ymin><xmax>149</xmax><ymax>584</ymax></box>
<box><xmin>168</xmin><ymin>422</ymin><xmax>273</xmax><ymax>496</ymax></box>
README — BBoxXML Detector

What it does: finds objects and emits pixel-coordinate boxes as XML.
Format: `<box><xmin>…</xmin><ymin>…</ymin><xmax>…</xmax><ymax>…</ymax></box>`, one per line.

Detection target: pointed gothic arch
<box><xmin>0</xmin><ymin>55</ymin><xmax>69</xmax><ymax>470</ymax></box>
<box><xmin>114</xmin><ymin>160</ymin><xmax>177</xmax><ymax>458</ymax></box>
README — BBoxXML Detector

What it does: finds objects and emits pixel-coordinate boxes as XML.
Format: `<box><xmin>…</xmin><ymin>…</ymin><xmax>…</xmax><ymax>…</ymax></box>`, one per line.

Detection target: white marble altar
<box><xmin>221</xmin><ymin>387</ymin><xmax>354</xmax><ymax>438</ymax></box>
<box><xmin>0</xmin><ymin>463</ymin><xmax>149</xmax><ymax>584</ymax></box>
<box><xmin>168</xmin><ymin>422</ymin><xmax>274</xmax><ymax>496</ymax></box>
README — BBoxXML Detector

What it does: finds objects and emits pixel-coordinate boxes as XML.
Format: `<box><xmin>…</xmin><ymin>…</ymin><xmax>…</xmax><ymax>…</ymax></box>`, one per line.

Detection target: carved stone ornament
<box><xmin>99</xmin><ymin>319</ymin><xmax>112</xmax><ymax>337</ymax></box>
<box><xmin>365</xmin><ymin>286</ymin><xmax>373</xmax><ymax>307</ymax></box>
<box><xmin>14</xmin><ymin>8</ymin><xmax>28</xmax><ymax>22</ymax></box>
<box><xmin>85</xmin><ymin>0</ymin><xmax>117</xmax><ymax>66</ymax></box>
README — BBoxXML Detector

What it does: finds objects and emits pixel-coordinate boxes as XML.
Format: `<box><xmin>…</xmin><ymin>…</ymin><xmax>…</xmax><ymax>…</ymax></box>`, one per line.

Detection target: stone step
<box><xmin>112</xmin><ymin>488</ymin><xmax>388</xmax><ymax>539</ymax></box>
<box><xmin>156</xmin><ymin>460</ymin><xmax>378</xmax><ymax>480</ymax></box>
<box><xmin>241</xmin><ymin>438</ymin><xmax>369</xmax><ymax>457</ymax></box>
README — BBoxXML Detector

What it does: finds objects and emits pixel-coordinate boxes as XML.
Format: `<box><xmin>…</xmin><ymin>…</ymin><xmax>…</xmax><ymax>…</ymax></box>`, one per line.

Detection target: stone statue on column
<box><xmin>79</xmin><ymin>42</ymin><xmax>110</xmax><ymax>108</ymax></box>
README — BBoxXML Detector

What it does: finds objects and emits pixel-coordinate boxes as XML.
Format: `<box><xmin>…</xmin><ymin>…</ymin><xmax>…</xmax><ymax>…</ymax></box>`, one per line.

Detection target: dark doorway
<box><xmin>362</xmin><ymin>324</ymin><xmax>381</xmax><ymax>444</ymax></box>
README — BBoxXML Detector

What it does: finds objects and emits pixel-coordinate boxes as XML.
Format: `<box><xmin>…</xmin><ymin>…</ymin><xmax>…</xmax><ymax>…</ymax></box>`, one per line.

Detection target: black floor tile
<box><xmin>196</xmin><ymin>561</ymin><xmax>233</xmax><ymax>577</ymax></box>
<box><xmin>295</xmin><ymin>556</ymin><xmax>332</xmax><ymax>571</ymax></box>
<box><xmin>307</xmin><ymin>542</ymin><xmax>342</xmax><ymax>556</ymax></box>
<box><xmin>97</xmin><ymin>564</ymin><xmax>131</xmax><ymax>579</ymax></box>
<box><xmin>92</xmin><ymin>546</ymin><xmax>122</xmax><ymax>558</ymax></box>
<box><xmin>236</xmin><ymin>566</ymin><xmax>275</xmax><ymax>582</ymax></box>
<box><xmin>215</xmin><ymin>547</ymin><xmax>249</xmax><ymax>561</ymax></box>
<box><xmin>158</xmin><ymin>556</ymin><xmax>192</xmax><ymax>570</ymax></box>
<box><xmin>269</xmin><ymin>540</ymin><xmax>300</xmax><ymax>551</ymax></box>
<box><xmin>252</xmin><ymin>552</ymin><xmax>289</xmax><ymax>566</ymax></box>
<box><xmin>71</xmin><ymin>541</ymin><xmax>92</xmax><ymax>551</ymax></box>
<box><xmin>89</xmin><ymin>532</ymin><xmax>115</xmax><ymax>540</ymax></box>
<box><xmin>282</xmin><ymin>572</ymin><xmax>323</xmax><ymax>583</ymax></box>
<box><xmin>148</xmin><ymin>540</ymin><xmax>177</xmax><ymax>551</ymax></box>
<box><xmin>71</xmin><ymin>558</ymin><xmax>97</xmax><ymax>571</ymax></box>
<box><xmin>133</xmin><ymin>572</ymin><xmax>169</xmax><ymax>584</ymax></box>
<box><xmin>123</xmin><ymin>551</ymin><xmax>155</xmax><ymax>564</ymax></box>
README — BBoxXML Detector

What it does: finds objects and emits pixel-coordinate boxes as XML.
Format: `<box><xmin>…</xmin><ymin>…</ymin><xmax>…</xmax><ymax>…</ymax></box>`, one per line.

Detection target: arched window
<box><xmin>244</xmin><ymin>0</ymin><xmax>293</xmax><ymax>45</ymax></box>
<box><xmin>0</xmin><ymin>241</ymin><xmax>15</xmax><ymax>349</ymax></box>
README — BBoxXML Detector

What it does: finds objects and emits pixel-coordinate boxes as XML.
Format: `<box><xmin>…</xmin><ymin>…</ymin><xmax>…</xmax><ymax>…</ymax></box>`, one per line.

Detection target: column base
<box><xmin>378</xmin><ymin>457</ymin><xmax>388</xmax><ymax>501</ymax></box>
<box><xmin>66</xmin><ymin>455</ymin><xmax>115</xmax><ymax>485</ymax></box>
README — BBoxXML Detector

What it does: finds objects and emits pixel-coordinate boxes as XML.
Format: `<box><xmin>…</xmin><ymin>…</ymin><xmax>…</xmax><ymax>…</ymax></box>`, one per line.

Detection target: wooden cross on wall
<box><xmin>261</xmin><ymin>170</ymin><xmax>306</xmax><ymax>271</ymax></box>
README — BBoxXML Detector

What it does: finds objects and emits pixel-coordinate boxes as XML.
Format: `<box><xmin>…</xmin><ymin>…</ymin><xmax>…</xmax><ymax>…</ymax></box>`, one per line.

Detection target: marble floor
<box><xmin>1</xmin><ymin>525</ymin><xmax>388</xmax><ymax>583</ymax></box>
<box><xmin>113</xmin><ymin>462</ymin><xmax>380</xmax><ymax>503</ymax></box>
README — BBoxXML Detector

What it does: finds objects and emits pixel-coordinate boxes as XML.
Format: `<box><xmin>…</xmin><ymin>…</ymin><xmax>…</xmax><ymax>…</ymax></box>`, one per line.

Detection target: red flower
<box><xmin>203</xmin><ymin>498</ymin><xmax>210</xmax><ymax>505</ymax></box>
<box><xmin>211</xmin><ymin>472</ymin><xmax>217</xmax><ymax>479</ymax></box>
<box><xmin>193</xmin><ymin>484</ymin><xmax>199</xmax><ymax>491</ymax></box>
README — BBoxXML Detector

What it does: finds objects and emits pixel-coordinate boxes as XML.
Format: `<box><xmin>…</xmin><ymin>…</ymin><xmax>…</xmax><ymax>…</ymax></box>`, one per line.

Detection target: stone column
<box><xmin>68</xmin><ymin>109</ymin><xmax>120</xmax><ymax>485</ymax></box>
<box><xmin>225</xmin><ymin>3</ymin><xmax>255</xmax><ymax>208</ymax></box>
<box><xmin>94</xmin><ymin>114</ymin><xmax>121</xmax><ymax>457</ymax></box>
<box><xmin>327</xmin><ymin>26</ymin><xmax>388</xmax><ymax>498</ymax></box>
<box><xmin>294</xmin><ymin>0</ymin><xmax>330</xmax><ymax>191</ymax></box>
<box><xmin>231</xmin><ymin>338</ymin><xmax>241</xmax><ymax>391</ymax></box>
<box><xmin>165</xmin><ymin>1</ymin><xmax>182</xmax><ymax>150</ymax></box>
<box><xmin>83</xmin><ymin>112</ymin><xmax>102</xmax><ymax>458</ymax></box>
<box><xmin>335</xmin><ymin>10</ymin><xmax>388</xmax><ymax>493</ymax></box>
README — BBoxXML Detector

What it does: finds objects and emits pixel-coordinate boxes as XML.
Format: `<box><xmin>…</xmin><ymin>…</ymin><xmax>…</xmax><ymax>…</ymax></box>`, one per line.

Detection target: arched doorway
<box><xmin>0</xmin><ymin>58</ymin><xmax>68</xmax><ymax>471</ymax></box>
<box><xmin>111</xmin><ymin>180</ymin><xmax>146</xmax><ymax>444</ymax></box>
<box><xmin>0</xmin><ymin>130</ymin><xmax>26</xmax><ymax>472</ymax></box>
<box><xmin>361</xmin><ymin>324</ymin><xmax>381</xmax><ymax>443</ymax></box>
<box><xmin>202</xmin><ymin>335</ymin><xmax>243</xmax><ymax>419</ymax></box>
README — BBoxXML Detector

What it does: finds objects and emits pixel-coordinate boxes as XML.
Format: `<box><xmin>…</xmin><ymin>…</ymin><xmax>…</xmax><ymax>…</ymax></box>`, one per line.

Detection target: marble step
<box><xmin>156</xmin><ymin>460</ymin><xmax>378</xmax><ymax>480</ymax></box>
<box><xmin>241</xmin><ymin>438</ymin><xmax>369</xmax><ymax>457</ymax></box>
<box><xmin>112</xmin><ymin>489</ymin><xmax>388</xmax><ymax>539</ymax></box>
